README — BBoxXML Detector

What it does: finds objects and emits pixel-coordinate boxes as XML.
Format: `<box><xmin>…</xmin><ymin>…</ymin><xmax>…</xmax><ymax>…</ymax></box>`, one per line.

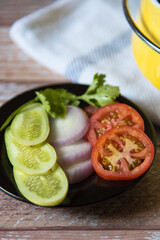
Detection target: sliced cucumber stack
<box><xmin>4</xmin><ymin>102</ymin><xmax>69</xmax><ymax>206</ymax></box>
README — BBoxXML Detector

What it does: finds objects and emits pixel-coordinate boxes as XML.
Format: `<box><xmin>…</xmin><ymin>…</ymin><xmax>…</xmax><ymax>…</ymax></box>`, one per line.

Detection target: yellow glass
<box><xmin>132</xmin><ymin>0</ymin><xmax>160</xmax><ymax>89</ymax></box>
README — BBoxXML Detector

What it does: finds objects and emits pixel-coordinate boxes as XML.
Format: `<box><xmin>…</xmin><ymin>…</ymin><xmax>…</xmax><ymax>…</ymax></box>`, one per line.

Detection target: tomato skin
<box><xmin>91</xmin><ymin>126</ymin><xmax>154</xmax><ymax>181</ymax></box>
<box><xmin>87</xmin><ymin>103</ymin><xmax>145</xmax><ymax>146</ymax></box>
<box><xmin>84</xmin><ymin>105</ymin><xmax>97</xmax><ymax>117</ymax></box>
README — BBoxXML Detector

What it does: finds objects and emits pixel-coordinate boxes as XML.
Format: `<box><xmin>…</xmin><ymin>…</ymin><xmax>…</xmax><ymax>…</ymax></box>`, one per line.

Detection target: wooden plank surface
<box><xmin>0</xmin><ymin>0</ymin><xmax>160</xmax><ymax>238</ymax></box>
<box><xmin>0</xmin><ymin>230</ymin><xmax>160</xmax><ymax>240</ymax></box>
<box><xmin>0</xmin><ymin>142</ymin><xmax>159</xmax><ymax>230</ymax></box>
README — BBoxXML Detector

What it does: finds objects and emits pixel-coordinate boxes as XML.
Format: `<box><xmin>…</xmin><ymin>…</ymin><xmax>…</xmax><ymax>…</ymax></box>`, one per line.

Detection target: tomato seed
<box><xmin>101</xmin><ymin>158</ymin><xmax>113</xmax><ymax>170</ymax></box>
<box><xmin>96</xmin><ymin>127</ymin><xmax>106</xmax><ymax>138</ymax></box>
<box><xmin>122</xmin><ymin>116</ymin><xmax>135</xmax><ymax>126</ymax></box>
<box><xmin>120</xmin><ymin>134</ymin><xmax>145</xmax><ymax>151</ymax></box>
<box><xmin>101</xmin><ymin>156</ymin><xmax>120</xmax><ymax>171</ymax></box>
<box><xmin>104</xmin><ymin>140</ymin><xmax>123</xmax><ymax>152</ymax></box>
<box><xmin>101</xmin><ymin>112</ymin><xmax>119</xmax><ymax>123</ymax></box>
<box><xmin>130</xmin><ymin>162</ymin><xmax>136</xmax><ymax>170</ymax></box>
<box><xmin>129</xmin><ymin>159</ymin><xmax>144</xmax><ymax>170</ymax></box>
<box><xmin>114</xmin><ymin>164</ymin><xmax>120</xmax><ymax>172</ymax></box>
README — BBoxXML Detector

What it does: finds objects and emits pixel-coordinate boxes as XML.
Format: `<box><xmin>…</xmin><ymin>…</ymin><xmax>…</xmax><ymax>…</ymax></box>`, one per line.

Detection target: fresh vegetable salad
<box><xmin>0</xmin><ymin>74</ymin><xmax>155</xmax><ymax>206</ymax></box>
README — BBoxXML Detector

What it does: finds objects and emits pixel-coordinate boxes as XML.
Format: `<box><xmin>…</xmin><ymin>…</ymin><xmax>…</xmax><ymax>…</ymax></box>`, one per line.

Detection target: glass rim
<box><xmin>123</xmin><ymin>0</ymin><xmax>160</xmax><ymax>54</ymax></box>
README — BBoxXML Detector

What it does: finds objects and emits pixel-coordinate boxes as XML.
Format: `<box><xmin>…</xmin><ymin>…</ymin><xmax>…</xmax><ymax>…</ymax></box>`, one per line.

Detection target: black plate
<box><xmin>0</xmin><ymin>83</ymin><xmax>157</xmax><ymax>207</ymax></box>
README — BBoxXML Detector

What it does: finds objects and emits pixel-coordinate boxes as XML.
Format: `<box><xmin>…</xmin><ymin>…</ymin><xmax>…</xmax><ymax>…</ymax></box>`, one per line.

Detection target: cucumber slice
<box><xmin>11</xmin><ymin>103</ymin><xmax>49</xmax><ymax>146</ymax></box>
<box><xmin>5</xmin><ymin>127</ymin><xmax>57</xmax><ymax>175</ymax></box>
<box><xmin>13</xmin><ymin>163</ymin><xmax>68</xmax><ymax>206</ymax></box>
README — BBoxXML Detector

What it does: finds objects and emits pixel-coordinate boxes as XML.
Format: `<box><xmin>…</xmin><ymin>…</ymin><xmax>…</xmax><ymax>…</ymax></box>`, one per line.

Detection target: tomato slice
<box><xmin>91</xmin><ymin>126</ymin><xmax>154</xmax><ymax>181</ymax></box>
<box><xmin>86</xmin><ymin>103</ymin><xmax>145</xmax><ymax>146</ymax></box>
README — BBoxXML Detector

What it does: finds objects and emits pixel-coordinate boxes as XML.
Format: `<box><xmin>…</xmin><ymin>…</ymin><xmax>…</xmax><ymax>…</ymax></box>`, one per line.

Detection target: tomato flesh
<box><xmin>87</xmin><ymin>103</ymin><xmax>145</xmax><ymax>146</ymax></box>
<box><xmin>91</xmin><ymin>126</ymin><xmax>154</xmax><ymax>181</ymax></box>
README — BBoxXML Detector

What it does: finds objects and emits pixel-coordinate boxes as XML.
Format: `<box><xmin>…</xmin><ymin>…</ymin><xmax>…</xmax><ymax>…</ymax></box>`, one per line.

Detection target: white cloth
<box><xmin>10</xmin><ymin>0</ymin><xmax>160</xmax><ymax>125</ymax></box>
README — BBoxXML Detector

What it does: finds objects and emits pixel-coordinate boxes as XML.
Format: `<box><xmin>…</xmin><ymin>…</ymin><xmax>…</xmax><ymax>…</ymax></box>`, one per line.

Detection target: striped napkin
<box><xmin>10</xmin><ymin>0</ymin><xmax>160</xmax><ymax>125</ymax></box>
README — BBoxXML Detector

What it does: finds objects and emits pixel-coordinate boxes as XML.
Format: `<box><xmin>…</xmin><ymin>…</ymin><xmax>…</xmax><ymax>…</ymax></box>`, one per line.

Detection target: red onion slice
<box><xmin>47</xmin><ymin>106</ymin><xmax>89</xmax><ymax>146</ymax></box>
<box><xmin>55</xmin><ymin>139</ymin><xmax>92</xmax><ymax>166</ymax></box>
<box><xmin>61</xmin><ymin>158</ymin><xmax>94</xmax><ymax>184</ymax></box>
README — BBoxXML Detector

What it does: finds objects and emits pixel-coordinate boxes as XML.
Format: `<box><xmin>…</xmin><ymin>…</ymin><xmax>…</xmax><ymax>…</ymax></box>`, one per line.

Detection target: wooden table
<box><xmin>0</xmin><ymin>1</ymin><xmax>160</xmax><ymax>239</ymax></box>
